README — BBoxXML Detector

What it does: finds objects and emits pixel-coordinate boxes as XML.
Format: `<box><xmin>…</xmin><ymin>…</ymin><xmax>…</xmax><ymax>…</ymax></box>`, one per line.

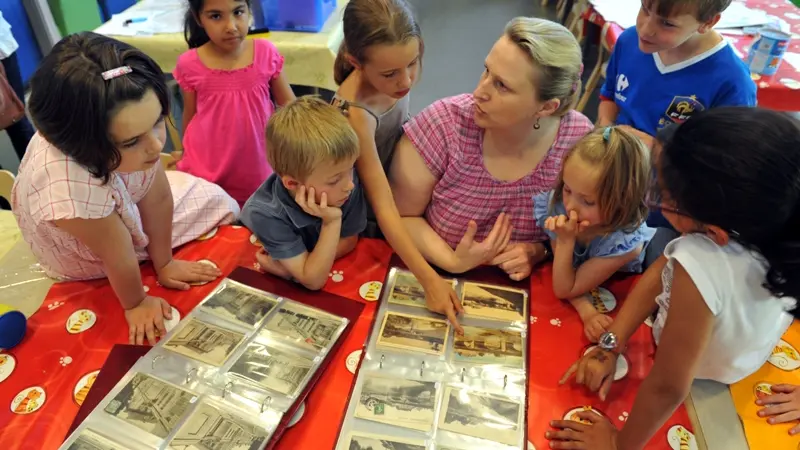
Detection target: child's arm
<box><xmin>337</xmin><ymin>235</ymin><xmax>358</xmax><ymax>258</ymax></box>
<box><xmin>546</xmin><ymin>213</ymin><xmax>642</xmax><ymax>299</ymax></box>
<box><xmin>757</xmin><ymin>384</ymin><xmax>800</xmax><ymax>435</ymax></box>
<box><xmin>348</xmin><ymin>108</ymin><xmax>464</xmax><ymax>332</ymax></box>
<box><xmin>138</xmin><ymin>164</ymin><xmax>221</xmax><ymax>288</ymax></box>
<box><xmin>616</xmin><ymin>261</ymin><xmax>714</xmax><ymax>449</ymax></box>
<box><xmin>270</xmin><ymin>72</ymin><xmax>296</xmax><ymax>107</ymax></box>
<box><xmin>597</xmin><ymin>100</ymin><xmax>619</xmax><ymax>127</ymax></box>
<box><xmin>54</xmin><ymin>214</ymin><xmax>171</xmax><ymax>345</ymax></box>
<box><xmin>181</xmin><ymin>89</ymin><xmax>196</xmax><ymax>136</ymax></box>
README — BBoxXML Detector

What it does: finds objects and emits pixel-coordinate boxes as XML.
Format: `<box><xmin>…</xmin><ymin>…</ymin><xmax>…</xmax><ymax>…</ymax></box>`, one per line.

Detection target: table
<box><xmin>581</xmin><ymin>0</ymin><xmax>800</xmax><ymax>111</ymax></box>
<box><xmin>0</xmin><ymin>223</ymin><xmax>707</xmax><ymax>450</ymax></box>
<box><xmin>93</xmin><ymin>1</ymin><xmax>347</xmax><ymax>91</ymax></box>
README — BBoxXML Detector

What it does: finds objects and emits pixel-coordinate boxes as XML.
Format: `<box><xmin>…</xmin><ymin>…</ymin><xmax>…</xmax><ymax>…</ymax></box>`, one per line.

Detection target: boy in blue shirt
<box><xmin>241</xmin><ymin>97</ymin><xmax>367</xmax><ymax>290</ymax></box>
<box><xmin>598</xmin><ymin>0</ymin><xmax>756</xmax><ymax>148</ymax></box>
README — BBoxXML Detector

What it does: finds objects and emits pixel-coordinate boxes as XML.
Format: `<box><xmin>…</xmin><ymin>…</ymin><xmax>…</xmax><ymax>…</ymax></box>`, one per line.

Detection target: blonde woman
<box><xmin>391</xmin><ymin>17</ymin><xmax>592</xmax><ymax>281</ymax></box>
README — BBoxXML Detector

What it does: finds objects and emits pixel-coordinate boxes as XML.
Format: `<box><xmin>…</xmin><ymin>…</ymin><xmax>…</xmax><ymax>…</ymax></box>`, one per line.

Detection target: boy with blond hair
<box><xmin>598</xmin><ymin>0</ymin><xmax>755</xmax><ymax>145</ymax></box>
<box><xmin>241</xmin><ymin>96</ymin><xmax>366</xmax><ymax>290</ymax></box>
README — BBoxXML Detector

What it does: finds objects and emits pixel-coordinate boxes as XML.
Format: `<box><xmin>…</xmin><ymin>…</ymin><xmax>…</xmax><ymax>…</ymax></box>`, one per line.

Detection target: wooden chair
<box><xmin>577</xmin><ymin>22</ymin><xmax>613</xmax><ymax>113</ymax></box>
<box><xmin>0</xmin><ymin>170</ymin><xmax>14</xmax><ymax>204</ymax></box>
<box><xmin>160</xmin><ymin>153</ymin><xmax>177</xmax><ymax>171</ymax></box>
<box><xmin>566</xmin><ymin>0</ymin><xmax>590</xmax><ymax>41</ymax></box>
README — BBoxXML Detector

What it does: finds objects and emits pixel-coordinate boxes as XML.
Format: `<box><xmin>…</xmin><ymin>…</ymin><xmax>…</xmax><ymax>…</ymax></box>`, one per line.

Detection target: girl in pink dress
<box><xmin>12</xmin><ymin>32</ymin><xmax>240</xmax><ymax>346</ymax></box>
<box><xmin>176</xmin><ymin>0</ymin><xmax>295</xmax><ymax>205</ymax></box>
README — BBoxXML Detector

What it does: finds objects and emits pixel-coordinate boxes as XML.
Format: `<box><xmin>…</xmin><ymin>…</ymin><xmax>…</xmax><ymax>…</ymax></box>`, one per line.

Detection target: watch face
<box><xmin>599</xmin><ymin>332</ymin><xmax>617</xmax><ymax>349</ymax></box>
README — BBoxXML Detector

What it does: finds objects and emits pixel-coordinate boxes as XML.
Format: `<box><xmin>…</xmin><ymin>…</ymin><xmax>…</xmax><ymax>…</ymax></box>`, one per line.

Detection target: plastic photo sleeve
<box><xmin>436</xmin><ymin>386</ymin><xmax>524</xmax><ymax>448</ymax></box>
<box><xmin>198</xmin><ymin>279</ymin><xmax>281</xmax><ymax>329</ymax></box>
<box><xmin>258</xmin><ymin>300</ymin><xmax>348</xmax><ymax>355</ymax></box>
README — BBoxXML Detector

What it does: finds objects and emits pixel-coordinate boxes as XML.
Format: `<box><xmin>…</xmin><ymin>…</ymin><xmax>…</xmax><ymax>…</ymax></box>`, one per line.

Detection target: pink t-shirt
<box><xmin>174</xmin><ymin>39</ymin><xmax>284</xmax><ymax>205</ymax></box>
<box><xmin>403</xmin><ymin>94</ymin><xmax>593</xmax><ymax>249</ymax></box>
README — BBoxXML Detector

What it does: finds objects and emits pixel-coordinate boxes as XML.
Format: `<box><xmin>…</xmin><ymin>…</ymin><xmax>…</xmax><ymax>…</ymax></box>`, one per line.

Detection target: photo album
<box><xmin>336</xmin><ymin>267</ymin><xmax>530</xmax><ymax>450</ymax></box>
<box><xmin>61</xmin><ymin>277</ymin><xmax>353</xmax><ymax>450</ymax></box>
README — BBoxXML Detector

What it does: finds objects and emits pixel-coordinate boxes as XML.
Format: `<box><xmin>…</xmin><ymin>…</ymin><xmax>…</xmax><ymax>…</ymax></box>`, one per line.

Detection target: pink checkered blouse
<box><xmin>403</xmin><ymin>94</ymin><xmax>593</xmax><ymax>249</ymax></box>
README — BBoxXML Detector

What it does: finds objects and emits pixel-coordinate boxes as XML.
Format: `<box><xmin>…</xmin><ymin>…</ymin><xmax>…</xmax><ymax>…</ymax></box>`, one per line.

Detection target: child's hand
<box><xmin>452</xmin><ymin>214</ymin><xmax>512</xmax><ymax>273</ymax></box>
<box><xmin>583</xmin><ymin>312</ymin><xmax>614</xmax><ymax>343</ymax></box>
<box><xmin>757</xmin><ymin>384</ymin><xmax>800</xmax><ymax>434</ymax></box>
<box><xmin>295</xmin><ymin>186</ymin><xmax>342</xmax><ymax>224</ymax></box>
<box><xmin>544</xmin><ymin>211</ymin><xmax>590</xmax><ymax>241</ymax></box>
<box><xmin>423</xmin><ymin>276</ymin><xmax>465</xmax><ymax>335</ymax></box>
<box><xmin>560</xmin><ymin>347</ymin><xmax>619</xmax><ymax>401</ymax></box>
<box><xmin>125</xmin><ymin>296</ymin><xmax>172</xmax><ymax>345</ymax></box>
<box><xmin>157</xmin><ymin>259</ymin><xmax>222</xmax><ymax>290</ymax></box>
<box><xmin>255</xmin><ymin>248</ymin><xmax>293</xmax><ymax>279</ymax></box>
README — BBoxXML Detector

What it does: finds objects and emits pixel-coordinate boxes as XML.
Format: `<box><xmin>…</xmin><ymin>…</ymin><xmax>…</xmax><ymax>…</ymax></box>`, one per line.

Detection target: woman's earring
<box><xmin>533</xmin><ymin>118</ymin><xmax>541</xmax><ymax>130</ymax></box>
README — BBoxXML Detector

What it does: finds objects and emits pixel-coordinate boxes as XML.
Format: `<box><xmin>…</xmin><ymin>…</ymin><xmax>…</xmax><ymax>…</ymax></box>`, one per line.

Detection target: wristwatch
<box><xmin>598</xmin><ymin>331</ymin><xmax>621</xmax><ymax>354</ymax></box>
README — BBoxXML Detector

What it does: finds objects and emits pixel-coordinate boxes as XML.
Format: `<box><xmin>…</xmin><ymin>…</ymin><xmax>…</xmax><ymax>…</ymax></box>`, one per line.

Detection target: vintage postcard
<box><xmin>201</xmin><ymin>284</ymin><xmax>279</xmax><ymax>327</ymax></box>
<box><xmin>461</xmin><ymin>282</ymin><xmax>527</xmax><ymax>322</ymax></box>
<box><xmin>68</xmin><ymin>429</ymin><xmax>127</xmax><ymax>450</ymax></box>
<box><xmin>169</xmin><ymin>400</ymin><xmax>272</xmax><ymax>450</ymax></box>
<box><xmin>229</xmin><ymin>342</ymin><xmax>314</xmax><ymax>396</ymax></box>
<box><xmin>376</xmin><ymin>312</ymin><xmax>450</xmax><ymax>356</ymax></box>
<box><xmin>346</xmin><ymin>432</ymin><xmax>426</xmax><ymax>450</ymax></box>
<box><xmin>354</xmin><ymin>375</ymin><xmax>437</xmax><ymax>432</ymax></box>
<box><xmin>453</xmin><ymin>326</ymin><xmax>524</xmax><ymax>367</ymax></box>
<box><xmin>262</xmin><ymin>302</ymin><xmax>342</xmax><ymax>352</ymax></box>
<box><xmin>438</xmin><ymin>387</ymin><xmax>521</xmax><ymax>447</ymax></box>
<box><xmin>388</xmin><ymin>270</ymin><xmax>455</xmax><ymax>309</ymax></box>
<box><xmin>103</xmin><ymin>373</ymin><xmax>196</xmax><ymax>439</ymax></box>
<box><xmin>164</xmin><ymin>318</ymin><xmax>246</xmax><ymax>367</ymax></box>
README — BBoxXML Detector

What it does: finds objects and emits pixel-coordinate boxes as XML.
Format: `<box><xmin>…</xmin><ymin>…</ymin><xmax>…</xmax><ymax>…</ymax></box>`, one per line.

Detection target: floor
<box><xmin>0</xmin><ymin>0</ymin><xmax>598</xmax><ymax>173</ymax></box>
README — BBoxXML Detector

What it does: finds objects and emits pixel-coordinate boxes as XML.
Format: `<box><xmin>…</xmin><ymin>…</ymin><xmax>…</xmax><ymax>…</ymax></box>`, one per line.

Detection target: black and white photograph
<box><xmin>376</xmin><ymin>312</ymin><xmax>450</xmax><ymax>356</ymax></box>
<box><xmin>164</xmin><ymin>318</ymin><xmax>246</xmax><ymax>367</ymax></box>
<box><xmin>438</xmin><ymin>387</ymin><xmax>521</xmax><ymax>446</ymax></box>
<box><xmin>461</xmin><ymin>282</ymin><xmax>527</xmax><ymax>322</ymax></box>
<box><xmin>453</xmin><ymin>326</ymin><xmax>524</xmax><ymax>368</ymax></box>
<box><xmin>103</xmin><ymin>373</ymin><xmax>196</xmax><ymax>439</ymax></box>
<box><xmin>67</xmin><ymin>429</ymin><xmax>125</xmax><ymax>450</ymax></box>
<box><xmin>169</xmin><ymin>400</ymin><xmax>272</xmax><ymax>450</ymax></box>
<box><xmin>262</xmin><ymin>302</ymin><xmax>342</xmax><ymax>352</ymax></box>
<box><xmin>201</xmin><ymin>285</ymin><xmax>279</xmax><ymax>327</ymax></box>
<box><xmin>388</xmin><ymin>270</ymin><xmax>455</xmax><ymax>309</ymax></box>
<box><xmin>229</xmin><ymin>342</ymin><xmax>313</xmax><ymax>396</ymax></box>
<box><xmin>346</xmin><ymin>432</ymin><xmax>426</xmax><ymax>450</ymax></box>
<box><xmin>354</xmin><ymin>375</ymin><xmax>437</xmax><ymax>432</ymax></box>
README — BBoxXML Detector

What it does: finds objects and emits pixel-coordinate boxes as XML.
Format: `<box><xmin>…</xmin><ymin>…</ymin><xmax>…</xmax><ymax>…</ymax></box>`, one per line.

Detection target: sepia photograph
<box><xmin>103</xmin><ymin>373</ymin><xmax>196</xmax><ymax>439</ymax></box>
<box><xmin>68</xmin><ymin>429</ymin><xmax>126</xmax><ymax>450</ymax></box>
<box><xmin>346</xmin><ymin>432</ymin><xmax>426</xmax><ymax>450</ymax></box>
<box><xmin>164</xmin><ymin>319</ymin><xmax>246</xmax><ymax>367</ymax></box>
<box><xmin>201</xmin><ymin>285</ymin><xmax>279</xmax><ymax>327</ymax></box>
<box><xmin>229</xmin><ymin>342</ymin><xmax>314</xmax><ymax>396</ymax></box>
<box><xmin>376</xmin><ymin>312</ymin><xmax>450</xmax><ymax>356</ymax></box>
<box><xmin>388</xmin><ymin>270</ymin><xmax>455</xmax><ymax>309</ymax></box>
<box><xmin>262</xmin><ymin>302</ymin><xmax>342</xmax><ymax>352</ymax></box>
<box><xmin>170</xmin><ymin>400</ymin><xmax>272</xmax><ymax>450</ymax></box>
<box><xmin>461</xmin><ymin>283</ymin><xmax>527</xmax><ymax>322</ymax></box>
<box><xmin>438</xmin><ymin>387</ymin><xmax>521</xmax><ymax>446</ymax></box>
<box><xmin>354</xmin><ymin>375</ymin><xmax>437</xmax><ymax>432</ymax></box>
<box><xmin>453</xmin><ymin>326</ymin><xmax>524</xmax><ymax>367</ymax></box>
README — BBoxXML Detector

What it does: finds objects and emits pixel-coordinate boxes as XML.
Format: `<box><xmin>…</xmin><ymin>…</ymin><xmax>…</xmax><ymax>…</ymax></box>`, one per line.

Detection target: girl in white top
<box><xmin>12</xmin><ymin>33</ymin><xmax>239</xmax><ymax>347</ymax></box>
<box><xmin>547</xmin><ymin>107</ymin><xmax>798</xmax><ymax>450</ymax></box>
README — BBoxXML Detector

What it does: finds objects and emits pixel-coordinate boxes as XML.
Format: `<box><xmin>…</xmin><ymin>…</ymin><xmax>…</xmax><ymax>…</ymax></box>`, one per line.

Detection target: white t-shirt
<box><xmin>0</xmin><ymin>12</ymin><xmax>18</xmax><ymax>60</ymax></box>
<box><xmin>652</xmin><ymin>234</ymin><xmax>795</xmax><ymax>384</ymax></box>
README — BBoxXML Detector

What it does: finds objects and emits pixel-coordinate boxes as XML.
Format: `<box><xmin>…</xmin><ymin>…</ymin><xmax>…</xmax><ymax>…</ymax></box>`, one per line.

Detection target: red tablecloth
<box><xmin>585</xmin><ymin>0</ymin><xmax>800</xmax><ymax>111</ymax></box>
<box><xmin>0</xmin><ymin>226</ymin><xmax>695</xmax><ymax>449</ymax></box>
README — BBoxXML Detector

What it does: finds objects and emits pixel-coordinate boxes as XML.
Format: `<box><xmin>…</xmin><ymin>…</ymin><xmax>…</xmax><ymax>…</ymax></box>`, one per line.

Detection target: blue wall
<box><xmin>1</xmin><ymin>0</ymin><xmax>43</xmax><ymax>83</ymax></box>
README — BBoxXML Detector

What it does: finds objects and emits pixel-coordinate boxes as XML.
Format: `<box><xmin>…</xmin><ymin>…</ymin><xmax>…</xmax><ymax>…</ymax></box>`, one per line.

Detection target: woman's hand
<box><xmin>491</xmin><ymin>242</ymin><xmax>546</xmax><ymax>281</ymax></box>
<box><xmin>422</xmin><ymin>276</ymin><xmax>464</xmax><ymax>334</ymax></box>
<box><xmin>547</xmin><ymin>411</ymin><xmax>619</xmax><ymax>450</ymax></box>
<box><xmin>124</xmin><ymin>296</ymin><xmax>173</xmax><ymax>345</ymax></box>
<box><xmin>757</xmin><ymin>384</ymin><xmax>800</xmax><ymax>434</ymax></box>
<box><xmin>157</xmin><ymin>259</ymin><xmax>222</xmax><ymax>290</ymax></box>
<box><xmin>452</xmin><ymin>214</ymin><xmax>512</xmax><ymax>273</ymax></box>
<box><xmin>560</xmin><ymin>347</ymin><xmax>618</xmax><ymax>401</ymax></box>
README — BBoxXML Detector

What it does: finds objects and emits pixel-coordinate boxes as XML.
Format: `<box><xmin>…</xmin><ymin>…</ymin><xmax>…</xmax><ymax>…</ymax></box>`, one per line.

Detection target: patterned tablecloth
<box><xmin>94</xmin><ymin>1</ymin><xmax>348</xmax><ymax>92</ymax></box>
<box><xmin>0</xmin><ymin>225</ymin><xmax>698</xmax><ymax>450</ymax></box>
<box><xmin>586</xmin><ymin>0</ymin><xmax>800</xmax><ymax>111</ymax></box>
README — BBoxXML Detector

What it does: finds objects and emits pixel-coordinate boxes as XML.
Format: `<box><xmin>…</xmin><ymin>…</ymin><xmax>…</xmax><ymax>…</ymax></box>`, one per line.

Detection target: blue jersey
<box><xmin>601</xmin><ymin>27</ymin><xmax>756</xmax><ymax>136</ymax></box>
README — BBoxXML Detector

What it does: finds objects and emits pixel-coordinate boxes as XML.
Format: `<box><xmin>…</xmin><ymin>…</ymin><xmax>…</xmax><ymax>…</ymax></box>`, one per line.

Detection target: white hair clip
<box><xmin>101</xmin><ymin>66</ymin><xmax>133</xmax><ymax>81</ymax></box>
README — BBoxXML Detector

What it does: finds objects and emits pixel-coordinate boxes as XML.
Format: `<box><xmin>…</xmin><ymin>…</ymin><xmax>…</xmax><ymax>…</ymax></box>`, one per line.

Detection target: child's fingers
<box><xmin>134</xmin><ymin>324</ymin><xmax>145</xmax><ymax>346</ymax></box>
<box><xmin>320</xmin><ymin>192</ymin><xmax>328</xmax><ymax>209</ymax></box>
<box><xmin>145</xmin><ymin>322</ymin><xmax>157</xmax><ymax>346</ymax></box>
<box><xmin>161</xmin><ymin>299</ymin><xmax>173</xmax><ymax>320</ymax></box>
<box><xmin>153</xmin><ymin>315</ymin><xmax>167</xmax><ymax>339</ymax></box>
<box><xmin>790</xmin><ymin>423</ymin><xmax>800</xmax><ymax>436</ymax></box>
<box><xmin>771</xmin><ymin>384</ymin><xmax>798</xmax><ymax>393</ymax></box>
<box><xmin>449</xmin><ymin>288</ymin><xmax>464</xmax><ymax>315</ymax></box>
<box><xmin>128</xmin><ymin>325</ymin><xmax>137</xmax><ymax>345</ymax></box>
<box><xmin>757</xmin><ymin>393</ymin><xmax>794</xmax><ymax>406</ymax></box>
<box><xmin>759</xmin><ymin>400</ymin><xmax>798</xmax><ymax>417</ymax></box>
<box><xmin>766</xmin><ymin>409</ymin><xmax>800</xmax><ymax>425</ymax></box>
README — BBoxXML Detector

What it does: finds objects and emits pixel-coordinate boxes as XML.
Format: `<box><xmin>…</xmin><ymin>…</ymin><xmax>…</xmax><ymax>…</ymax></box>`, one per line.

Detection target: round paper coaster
<box><xmin>288</xmin><ymin>402</ymin><xmax>305</xmax><ymax>427</ymax></box>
